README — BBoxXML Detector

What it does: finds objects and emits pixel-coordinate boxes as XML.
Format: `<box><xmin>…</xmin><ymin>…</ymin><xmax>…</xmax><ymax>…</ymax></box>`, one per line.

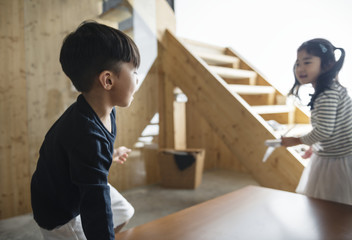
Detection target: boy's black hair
<box><xmin>60</xmin><ymin>20</ymin><xmax>140</xmax><ymax>92</ymax></box>
<box><xmin>288</xmin><ymin>38</ymin><xmax>345</xmax><ymax>109</ymax></box>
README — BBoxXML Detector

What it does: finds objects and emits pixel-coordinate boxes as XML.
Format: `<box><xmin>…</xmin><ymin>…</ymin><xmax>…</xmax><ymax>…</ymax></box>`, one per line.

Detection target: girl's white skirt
<box><xmin>296</xmin><ymin>153</ymin><xmax>352</xmax><ymax>205</ymax></box>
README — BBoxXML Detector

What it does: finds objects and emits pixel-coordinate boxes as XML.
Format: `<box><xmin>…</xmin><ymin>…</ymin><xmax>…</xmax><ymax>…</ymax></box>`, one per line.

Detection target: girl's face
<box><xmin>294</xmin><ymin>50</ymin><xmax>322</xmax><ymax>88</ymax></box>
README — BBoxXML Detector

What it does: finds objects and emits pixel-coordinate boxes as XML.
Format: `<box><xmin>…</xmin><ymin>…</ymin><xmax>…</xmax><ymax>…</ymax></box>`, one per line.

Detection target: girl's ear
<box><xmin>321</xmin><ymin>62</ymin><xmax>334</xmax><ymax>74</ymax></box>
<box><xmin>98</xmin><ymin>71</ymin><xmax>113</xmax><ymax>90</ymax></box>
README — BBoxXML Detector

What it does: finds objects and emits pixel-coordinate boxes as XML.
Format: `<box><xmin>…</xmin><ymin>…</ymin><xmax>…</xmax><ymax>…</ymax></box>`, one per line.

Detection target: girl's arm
<box><xmin>281</xmin><ymin>136</ymin><xmax>302</xmax><ymax>147</ymax></box>
<box><xmin>300</xmin><ymin>91</ymin><xmax>338</xmax><ymax>145</ymax></box>
<box><xmin>283</xmin><ymin>90</ymin><xmax>339</xmax><ymax>148</ymax></box>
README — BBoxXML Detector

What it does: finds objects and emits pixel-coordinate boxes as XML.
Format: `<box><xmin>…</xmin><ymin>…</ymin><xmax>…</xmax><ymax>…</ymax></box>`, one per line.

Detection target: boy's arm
<box><xmin>70</xmin><ymin>136</ymin><xmax>115</xmax><ymax>240</ymax></box>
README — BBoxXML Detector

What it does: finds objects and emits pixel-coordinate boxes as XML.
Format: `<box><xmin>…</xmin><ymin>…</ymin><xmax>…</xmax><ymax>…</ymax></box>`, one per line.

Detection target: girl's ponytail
<box><xmin>333</xmin><ymin>47</ymin><xmax>345</xmax><ymax>79</ymax></box>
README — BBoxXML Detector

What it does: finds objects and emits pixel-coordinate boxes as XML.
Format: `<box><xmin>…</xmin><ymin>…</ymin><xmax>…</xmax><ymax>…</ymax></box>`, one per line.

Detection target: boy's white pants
<box><xmin>39</xmin><ymin>184</ymin><xmax>134</xmax><ymax>240</ymax></box>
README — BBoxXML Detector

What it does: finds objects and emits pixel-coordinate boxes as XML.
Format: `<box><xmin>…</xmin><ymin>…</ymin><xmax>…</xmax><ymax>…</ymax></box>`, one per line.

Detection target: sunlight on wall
<box><xmin>175</xmin><ymin>0</ymin><xmax>352</xmax><ymax>103</ymax></box>
<box><xmin>133</xmin><ymin>0</ymin><xmax>157</xmax><ymax>89</ymax></box>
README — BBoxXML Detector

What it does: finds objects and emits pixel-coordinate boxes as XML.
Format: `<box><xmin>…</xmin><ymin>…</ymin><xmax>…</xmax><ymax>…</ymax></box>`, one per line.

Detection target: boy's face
<box><xmin>111</xmin><ymin>62</ymin><xmax>138</xmax><ymax>107</ymax></box>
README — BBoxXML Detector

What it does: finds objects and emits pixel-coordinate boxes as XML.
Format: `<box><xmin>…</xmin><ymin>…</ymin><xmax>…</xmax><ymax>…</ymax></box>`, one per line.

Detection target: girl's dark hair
<box><xmin>60</xmin><ymin>20</ymin><xmax>140</xmax><ymax>92</ymax></box>
<box><xmin>288</xmin><ymin>38</ymin><xmax>345</xmax><ymax>109</ymax></box>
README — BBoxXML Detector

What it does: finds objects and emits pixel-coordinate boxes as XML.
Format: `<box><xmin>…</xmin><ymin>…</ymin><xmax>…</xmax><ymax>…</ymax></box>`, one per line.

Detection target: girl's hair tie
<box><xmin>319</xmin><ymin>43</ymin><xmax>328</xmax><ymax>53</ymax></box>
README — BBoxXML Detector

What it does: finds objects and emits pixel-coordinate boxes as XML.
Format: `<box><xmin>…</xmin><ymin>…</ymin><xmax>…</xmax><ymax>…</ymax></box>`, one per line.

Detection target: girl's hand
<box><xmin>302</xmin><ymin>147</ymin><xmax>313</xmax><ymax>159</ymax></box>
<box><xmin>281</xmin><ymin>137</ymin><xmax>302</xmax><ymax>147</ymax></box>
<box><xmin>113</xmin><ymin>146</ymin><xmax>132</xmax><ymax>164</ymax></box>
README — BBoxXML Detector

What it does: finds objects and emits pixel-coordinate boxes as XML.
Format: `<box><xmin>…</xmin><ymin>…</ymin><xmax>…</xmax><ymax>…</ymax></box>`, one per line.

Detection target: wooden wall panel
<box><xmin>0</xmin><ymin>0</ymin><xmax>145</xmax><ymax>220</ymax></box>
<box><xmin>0</xmin><ymin>0</ymin><xmax>30</xmax><ymax>219</ymax></box>
<box><xmin>0</xmin><ymin>0</ymin><xmax>170</xmax><ymax>219</ymax></box>
<box><xmin>186</xmin><ymin>101</ymin><xmax>247</xmax><ymax>172</ymax></box>
<box><xmin>0</xmin><ymin>0</ymin><xmax>168</xmax><ymax>219</ymax></box>
<box><xmin>24</xmin><ymin>0</ymin><xmax>102</xmax><ymax>179</ymax></box>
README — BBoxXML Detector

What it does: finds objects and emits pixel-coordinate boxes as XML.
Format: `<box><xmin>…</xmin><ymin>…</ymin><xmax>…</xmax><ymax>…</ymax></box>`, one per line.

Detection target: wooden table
<box><xmin>116</xmin><ymin>185</ymin><xmax>352</xmax><ymax>240</ymax></box>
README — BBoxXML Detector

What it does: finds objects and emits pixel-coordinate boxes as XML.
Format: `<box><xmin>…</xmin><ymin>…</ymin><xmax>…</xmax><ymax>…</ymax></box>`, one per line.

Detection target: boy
<box><xmin>31</xmin><ymin>21</ymin><xmax>140</xmax><ymax>239</ymax></box>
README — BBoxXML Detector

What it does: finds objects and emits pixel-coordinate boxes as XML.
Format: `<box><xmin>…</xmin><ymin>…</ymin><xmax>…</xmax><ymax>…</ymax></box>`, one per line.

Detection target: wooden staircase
<box><xmin>97</xmin><ymin>0</ymin><xmax>312</xmax><ymax>192</ymax></box>
<box><xmin>182</xmin><ymin>38</ymin><xmax>301</xmax><ymax>126</ymax></box>
<box><xmin>160</xmin><ymin>30</ymin><xmax>313</xmax><ymax>191</ymax></box>
<box><xmin>181</xmin><ymin>37</ymin><xmax>313</xmax><ymax>149</ymax></box>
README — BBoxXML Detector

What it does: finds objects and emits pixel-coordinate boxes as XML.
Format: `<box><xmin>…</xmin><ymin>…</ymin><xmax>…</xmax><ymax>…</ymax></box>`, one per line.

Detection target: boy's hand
<box><xmin>113</xmin><ymin>146</ymin><xmax>132</xmax><ymax>164</ymax></box>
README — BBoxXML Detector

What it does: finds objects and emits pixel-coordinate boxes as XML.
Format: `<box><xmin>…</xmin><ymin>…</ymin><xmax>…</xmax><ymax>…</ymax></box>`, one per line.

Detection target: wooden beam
<box><xmin>157</xmin><ymin>44</ymin><xmax>175</xmax><ymax>149</ymax></box>
<box><xmin>174</xmin><ymin>101</ymin><xmax>186</xmax><ymax>149</ymax></box>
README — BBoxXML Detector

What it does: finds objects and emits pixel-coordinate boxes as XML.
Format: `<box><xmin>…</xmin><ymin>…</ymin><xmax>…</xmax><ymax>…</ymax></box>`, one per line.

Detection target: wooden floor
<box><xmin>0</xmin><ymin>169</ymin><xmax>259</xmax><ymax>239</ymax></box>
<box><xmin>122</xmin><ymin>169</ymin><xmax>259</xmax><ymax>229</ymax></box>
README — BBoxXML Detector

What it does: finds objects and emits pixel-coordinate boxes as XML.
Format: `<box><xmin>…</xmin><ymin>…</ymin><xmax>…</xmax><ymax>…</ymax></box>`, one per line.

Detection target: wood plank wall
<box><xmin>0</xmin><ymin>0</ymin><xmax>161</xmax><ymax>220</ymax></box>
<box><xmin>0</xmin><ymin>0</ymin><xmax>30</xmax><ymax>220</ymax></box>
<box><xmin>186</xmin><ymin>102</ymin><xmax>248</xmax><ymax>172</ymax></box>
<box><xmin>0</xmin><ymin>0</ymin><xmax>104</xmax><ymax>220</ymax></box>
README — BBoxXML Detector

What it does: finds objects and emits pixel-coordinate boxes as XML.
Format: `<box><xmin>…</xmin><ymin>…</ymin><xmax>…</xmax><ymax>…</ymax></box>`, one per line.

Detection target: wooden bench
<box><xmin>116</xmin><ymin>185</ymin><xmax>352</xmax><ymax>240</ymax></box>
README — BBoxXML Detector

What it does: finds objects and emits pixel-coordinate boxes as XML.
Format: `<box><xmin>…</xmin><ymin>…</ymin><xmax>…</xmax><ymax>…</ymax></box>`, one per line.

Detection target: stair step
<box><xmin>209</xmin><ymin>66</ymin><xmax>257</xmax><ymax>81</ymax></box>
<box><xmin>273</xmin><ymin>124</ymin><xmax>312</xmax><ymax>136</ymax></box>
<box><xmin>138</xmin><ymin>136</ymin><xmax>154</xmax><ymax>143</ymax></box>
<box><xmin>252</xmin><ymin>105</ymin><xmax>295</xmax><ymax>124</ymax></box>
<box><xmin>194</xmin><ymin>51</ymin><xmax>240</xmax><ymax>67</ymax></box>
<box><xmin>182</xmin><ymin>38</ymin><xmax>226</xmax><ymax>55</ymax></box>
<box><xmin>228</xmin><ymin>84</ymin><xmax>275</xmax><ymax>95</ymax></box>
<box><xmin>251</xmin><ymin>105</ymin><xmax>294</xmax><ymax>114</ymax></box>
<box><xmin>141</xmin><ymin>124</ymin><xmax>159</xmax><ymax>137</ymax></box>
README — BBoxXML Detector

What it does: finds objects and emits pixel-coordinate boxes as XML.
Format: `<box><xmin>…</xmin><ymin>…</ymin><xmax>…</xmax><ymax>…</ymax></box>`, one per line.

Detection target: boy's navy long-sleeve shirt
<box><xmin>31</xmin><ymin>94</ymin><xmax>116</xmax><ymax>239</ymax></box>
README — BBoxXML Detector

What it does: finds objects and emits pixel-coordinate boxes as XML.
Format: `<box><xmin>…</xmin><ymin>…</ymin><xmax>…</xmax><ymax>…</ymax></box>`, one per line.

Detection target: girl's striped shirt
<box><xmin>300</xmin><ymin>81</ymin><xmax>352</xmax><ymax>157</ymax></box>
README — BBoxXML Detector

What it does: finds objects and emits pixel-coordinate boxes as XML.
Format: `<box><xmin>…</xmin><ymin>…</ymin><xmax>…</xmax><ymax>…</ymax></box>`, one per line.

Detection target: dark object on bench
<box><xmin>158</xmin><ymin>149</ymin><xmax>205</xmax><ymax>189</ymax></box>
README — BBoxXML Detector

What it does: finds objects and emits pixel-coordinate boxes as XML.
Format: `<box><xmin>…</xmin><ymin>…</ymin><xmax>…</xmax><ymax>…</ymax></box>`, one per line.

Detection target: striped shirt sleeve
<box><xmin>300</xmin><ymin>90</ymin><xmax>339</xmax><ymax>145</ymax></box>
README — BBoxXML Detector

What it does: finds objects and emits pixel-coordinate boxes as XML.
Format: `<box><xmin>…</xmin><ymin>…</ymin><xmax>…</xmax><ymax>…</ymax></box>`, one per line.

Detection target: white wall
<box><xmin>175</xmin><ymin>0</ymin><xmax>352</xmax><ymax>102</ymax></box>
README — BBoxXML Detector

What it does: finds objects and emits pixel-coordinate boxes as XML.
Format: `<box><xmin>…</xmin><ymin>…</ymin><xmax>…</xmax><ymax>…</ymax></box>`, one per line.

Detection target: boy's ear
<box><xmin>98</xmin><ymin>71</ymin><xmax>113</xmax><ymax>90</ymax></box>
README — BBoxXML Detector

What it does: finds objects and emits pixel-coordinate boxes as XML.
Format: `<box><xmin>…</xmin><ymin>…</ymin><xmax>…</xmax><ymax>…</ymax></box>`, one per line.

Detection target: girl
<box><xmin>281</xmin><ymin>38</ymin><xmax>352</xmax><ymax>205</ymax></box>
